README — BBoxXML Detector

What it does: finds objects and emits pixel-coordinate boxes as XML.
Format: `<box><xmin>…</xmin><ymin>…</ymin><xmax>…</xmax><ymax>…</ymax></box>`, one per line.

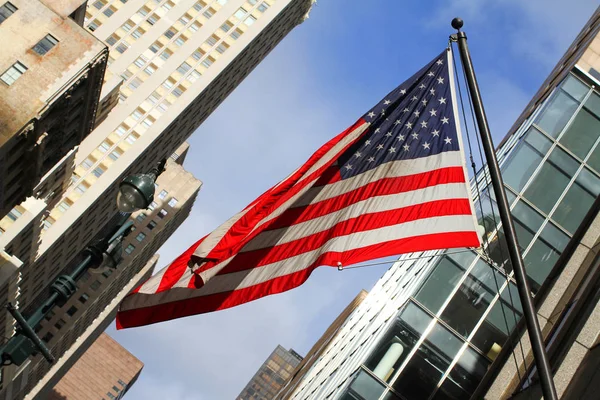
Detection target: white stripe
<box><xmin>120</xmin><ymin>214</ymin><xmax>476</xmax><ymax>310</ymax></box>
<box><xmin>242</xmin><ymin>182</ymin><xmax>471</xmax><ymax>252</ymax></box>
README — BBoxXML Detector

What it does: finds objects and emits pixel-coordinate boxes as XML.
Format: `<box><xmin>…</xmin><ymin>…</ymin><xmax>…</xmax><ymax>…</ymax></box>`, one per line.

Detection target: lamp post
<box><xmin>0</xmin><ymin>161</ymin><xmax>165</xmax><ymax>366</ymax></box>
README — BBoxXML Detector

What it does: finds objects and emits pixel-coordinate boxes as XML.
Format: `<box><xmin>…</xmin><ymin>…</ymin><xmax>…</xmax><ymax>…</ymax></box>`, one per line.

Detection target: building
<box><xmin>278</xmin><ymin>6</ymin><xmax>600</xmax><ymax>400</ymax></box>
<box><xmin>48</xmin><ymin>333</ymin><xmax>143</xmax><ymax>400</ymax></box>
<box><xmin>238</xmin><ymin>345</ymin><xmax>303</xmax><ymax>400</ymax></box>
<box><xmin>276</xmin><ymin>290</ymin><xmax>368</xmax><ymax>400</ymax></box>
<box><xmin>0</xmin><ymin>143</ymin><xmax>202</xmax><ymax>400</ymax></box>
<box><xmin>0</xmin><ymin>0</ymin><xmax>108</xmax><ymax>218</ymax></box>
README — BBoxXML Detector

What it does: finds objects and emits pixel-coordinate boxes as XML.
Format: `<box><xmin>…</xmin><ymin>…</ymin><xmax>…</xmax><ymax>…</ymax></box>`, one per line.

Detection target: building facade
<box><xmin>280</xmin><ymin>7</ymin><xmax>600</xmax><ymax>400</ymax></box>
<box><xmin>0</xmin><ymin>0</ymin><xmax>108</xmax><ymax>217</ymax></box>
<box><xmin>48</xmin><ymin>333</ymin><xmax>143</xmax><ymax>400</ymax></box>
<box><xmin>238</xmin><ymin>345</ymin><xmax>304</xmax><ymax>400</ymax></box>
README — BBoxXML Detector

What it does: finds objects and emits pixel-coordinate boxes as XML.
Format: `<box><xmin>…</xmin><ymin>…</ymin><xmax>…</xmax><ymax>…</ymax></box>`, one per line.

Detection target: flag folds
<box><xmin>116</xmin><ymin>49</ymin><xmax>481</xmax><ymax>329</ymax></box>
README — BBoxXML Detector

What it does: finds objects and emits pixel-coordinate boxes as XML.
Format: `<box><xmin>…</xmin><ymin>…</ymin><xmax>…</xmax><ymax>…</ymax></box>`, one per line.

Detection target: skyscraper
<box><xmin>280</xmin><ymin>6</ymin><xmax>600</xmax><ymax>400</ymax></box>
<box><xmin>48</xmin><ymin>333</ymin><xmax>143</xmax><ymax>400</ymax></box>
<box><xmin>238</xmin><ymin>345</ymin><xmax>303</xmax><ymax>400</ymax></box>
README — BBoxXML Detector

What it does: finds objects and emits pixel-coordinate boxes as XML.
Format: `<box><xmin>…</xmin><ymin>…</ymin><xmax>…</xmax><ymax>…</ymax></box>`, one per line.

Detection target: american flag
<box><xmin>116</xmin><ymin>49</ymin><xmax>481</xmax><ymax>329</ymax></box>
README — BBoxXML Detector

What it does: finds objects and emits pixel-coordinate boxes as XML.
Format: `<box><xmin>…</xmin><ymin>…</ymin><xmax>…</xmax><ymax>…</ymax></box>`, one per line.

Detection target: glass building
<box><xmin>280</xmin><ymin>7</ymin><xmax>600</xmax><ymax>400</ymax></box>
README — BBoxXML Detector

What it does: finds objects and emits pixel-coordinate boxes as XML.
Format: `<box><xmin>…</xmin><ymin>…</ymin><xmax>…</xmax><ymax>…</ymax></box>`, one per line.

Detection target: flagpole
<box><xmin>450</xmin><ymin>18</ymin><xmax>558</xmax><ymax>400</ymax></box>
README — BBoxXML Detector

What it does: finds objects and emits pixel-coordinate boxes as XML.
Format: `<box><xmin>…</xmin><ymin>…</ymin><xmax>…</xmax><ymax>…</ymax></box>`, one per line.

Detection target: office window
<box><xmin>98</xmin><ymin>141</ymin><xmax>111</xmax><ymax>153</ymax></box>
<box><xmin>230</xmin><ymin>29</ymin><xmax>242</xmax><ymax>40</ymax></box>
<box><xmin>158</xmin><ymin>190</ymin><xmax>168</xmax><ymax>199</ymax></box>
<box><xmin>54</xmin><ymin>318</ymin><xmax>66</xmax><ymax>330</ymax></box>
<box><xmin>160</xmin><ymin>49</ymin><xmax>172</xmax><ymax>60</ymax></box>
<box><xmin>87</xmin><ymin>19</ymin><xmax>100</xmax><ymax>31</ymax></box>
<box><xmin>128</xmin><ymin>77</ymin><xmax>142</xmax><ymax>90</ymax></box>
<box><xmin>106</xmin><ymin>35</ymin><xmax>118</xmax><ymax>46</ymax></box>
<box><xmin>74</xmin><ymin>183</ymin><xmax>87</xmax><ymax>194</ymax></box>
<box><xmin>147</xmin><ymin>221</ymin><xmax>157</xmax><ymax>230</ymax></box>
<box><xmin>189</xmin><ymin>21</ymin><xmax>201</xmax><ymax>32</ymax></box>
<box><xmin>248</xmin><ymin>0</ymin><xmax>258</xmax><ymax>4</ymax></box>
<box><xmin>141</xmin><ymin>118</ymin><xmax>153</xmax><ymax>128</ymax></box>
<box><xmin>125</xmin><ymin>134</ymin><xmax>137</xmax><ymax>145</ymax></box>
<box><xmin>162</xmin><ymin>0</ymin><xmax>173</xmax><ymax>11</ymax></box>
<box><xmin>7</xmin><ymin>208</ymin><xmax>21</xmax><ymax>221</ymax></box>
<box><xmin>93</xmin><ymin>0</ymin><xmax>105</xmax><ymax>9</ymax></box>
<box><xmin>202</xmin><ymin>7</ymin><xmax>214</xmax><ymax>18</ymax></box>
<box><xmin>122</xmin><ymin>21</ymin><xmax>133</xmax><ymax>31</ymax></box>
<box><xmin>162</xmin><ymin>78</ymin><xmax>175</xmax><ymax>89</ymax></box>
<box><xmin>168</xmin><ymin>198</ymin><xmax>178</xmax><ymax>207</ymax></box>
<box><xmin>1</xmin><ymin>61</ymin><xmax>27</xmax><ymax>85</ymax></box>
<box><xmin>90</xmin><ymin>280</ymin><xmax>102</xmax><ymax>291</ymax></box>
<box><xmin>147</xmin><ymin>92</ymin><xmax>160</xmax><ymax>104</ymax></box>
<box><xmin>172</xmin><ymin>86</ymin><xmax>184</xmax><ymax>97</ymax></box>
<box><xmin>192</xmin><ymin>49</ymin><xmax>205</xmax><ymax>60</ymax></box>
<box><xmin>149</xmin><ymin>42</ymin><xmax>162</xmax><ymax>53</ymax></box>
<box><xmin>81</xmin><ymin>157</ymin><xmax>94</xmax><ymax>169</ymax></box>
<box><xmin>147</xmin><ymin>13</ymin><xmax>158</xmax><ymax>25</ymax></box>
<box><xmin>244</xmin><ymin>15</ymin><xmax>256</xmax><ymax>26</ymax></box>
<box><xmin>201</xmin><ymin>57</ymin><xmax>213</xmax><ymax>68</ymax></box>
<box><xmin>164</xmin><ymin>29</ymin><xmax>176</xmax><ymax>39</ymax></box>
<box><xmin>116</xmin><ymin>125</ymin><xmax>127</xmax><ymax>136</ymax></box>
<box><xmin>257</xmin><ymin>2</ymin><xmax>269</xmax><ymax>12</ymax></box>
<box><xmin>0</xmin><ymin>2</ymin><xmax>17</xmax><ymax>24</ymax></box>
<box><xmin>206</xmin><ymin>35</ymin><xmax>218</xmax><ymax>46</ymax></box>
<box><xmin>143</xmin><ymin>64</ymin><xmax>155</xmax><ymax>75</ymax></box>
<box><xmin>234</xmin><ymin>7</ymin><xmax>247</xmax><ymax>19</ymax></box>
<box><xmin>131</xmin><ymin>109</ymin><xmax>143</xmax><ymax>120</ymax></box>
<box><xmin>57</xmin><ymin>201</ymin><xmax>70</xmax><ymax>213</ymax></box>
<box><xmin>148</xmin><ymin>201</ymin><xmax>158</xmax><ymax>211</ymax></box>
<box><xmin>158</xmin><ymin>209</ymin><xmax>168</xmax><ymax>218</ymax></box>
<box><xmin>136</xmin><ymin>232</ymin><xmax>146</xmax><ymax>242</ymax></box>
<box><xmin>137</xmin><ymin>6</ymin><xmax>149</xmax><ymax>16</ymax></box>
<box><xmin>216</xmin><ymin>43</ymin><xmax>228</xmax><ymax>54</ymax></box>
<box><xmin>103</xmin><ymin>6</ymin><xmax>116</xmax><ymax>17</ymax></box>
<box><xmin>115</xmin><ymin>43</ymin><xmax>129</xmax><ymax>54</ymax></box>
<box><xmin>109</xmin><ymin>148</ymin><xmax>122</xmax><ymax>161</ymax></box>
<box><xmin>33</xmin><ymin>34</ymin><xmax>59</xmax><ymax>55</ymax></box>
<box><xmin>559</xmin><ymin>102</ymin><xmax>600</xmax><ymax>160</ymax></box>
<box><xmin>42</xmin><ymin>332</ymin><xmax>54</xmax><ymax>343</ymax></box>
<box><xmin>134</xmin><ymin>56</ymin><xmax>147</xmax><ymax>68</ymax></box>
<box><xmin>217</xmin><ymin>0</ymin><xmax>228</xmax><ymax>4</ymax></box>
<box><xmin>174</xmin><ymin>36</ymin><xmax>186</xmax><ymax>46</ymax></box>
<box><xmin>186</xmin><ymin>70</ymin><xmax>201</xmax><ymax>83</ymax></box>
<box><xmin>157</xmin><ymin>101</ymin><xmax>170</xmax><ymax>112</ymax></box>
<box><xmin>124</xmin><ymin>244</ymin><xmax>135</xmax><ymax>254</ymax></box>
<box><xmin>92</xmin><ymin>166</ymin><xmax>105</xmax><ymax>177</ymax></box>
<box><xmin>131</xmin><ymin>28</ymin><xmax>144</xmax><ymax>39</ymax></box>
<box><xmin>78</xmin><ymin>293</ymin><xmax>90</xmax><ymax>304</ymax></box>
<box><xmin>177</xmin><ymin>62</ymin><xmax>192</xmax><ymax>74</ymax></box>
<box><xmin>179</xmin><ymin>14</ymin><xmax>190</xmax><ymax>24</ymax></box>
<box><xmin>220</xmin><ymin>21</ymin><xmax>233</xmax><ymax>32</ymax></box>
<box><xmin>66</xmin><ymin>306</ymin><xmax>78</xmax><ymax>317</ymax></box>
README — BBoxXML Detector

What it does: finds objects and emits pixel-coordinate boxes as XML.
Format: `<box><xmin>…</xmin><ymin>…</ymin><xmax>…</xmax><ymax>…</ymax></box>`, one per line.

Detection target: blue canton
<box><xmin>339</xmin><ymin>50</ymin><xmax>459</xmax><ymax>179</ymax></box>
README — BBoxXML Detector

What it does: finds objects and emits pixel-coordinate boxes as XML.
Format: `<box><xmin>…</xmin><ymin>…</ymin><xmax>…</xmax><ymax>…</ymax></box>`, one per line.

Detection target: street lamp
<box><xmin>0</xmin><ymin>161</ymin><xmax>165</xmax><ymax>367</ymax></box>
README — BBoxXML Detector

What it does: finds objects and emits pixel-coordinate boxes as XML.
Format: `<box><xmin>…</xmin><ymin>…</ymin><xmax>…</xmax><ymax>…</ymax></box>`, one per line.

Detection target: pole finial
<box><xmin>451</xmin><ymin>17</ymin><xmax>464</xmax><ymax>31</ymax></box>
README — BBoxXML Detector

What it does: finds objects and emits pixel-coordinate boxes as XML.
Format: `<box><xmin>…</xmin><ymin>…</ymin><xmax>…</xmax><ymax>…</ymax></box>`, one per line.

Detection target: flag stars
<box><xmin>384</xmin><ymin>99</ymin><xmax>391</xmax><ymax>105</ymax></box>
<box><xmin>427</xmin><ymin>71</ymin><xmax>435</xmax><ymax>77</ymax></box>
<box><xmin>436</xmin><ymin>59</ymin><xmax>443</xmax><ymax>65</ymax></box>
<box><xmin>414</xmin><ymin>110</ymin><xmax>420</xmax><ymax>117</ymax></box>
<box><xmin>397</xmin><ymin>134</ymin><xmax>405</xmax><ymax>141</ymax></box>
<box><xmin>394</xmin><ymin>119</ymin><xmax>401</xmax><ymax>125</ymax></box>
<box><xmin>364</xmin><ymin>140</ymin><xmax>371</xmax><ymax>146</ymax></box>
<box><xmin>367</xmin><ymin>156</ymin><xmax>375</xmax><ymax>162</ymax></box>
<box><xmin>429</xmin><ymin>88</ymin><xmax>435</xmax><ymax>95</ymax></box>
<box><xmin>419</xmin><ymin>83</ymin><xmax>426</xmax><ymax>90</ymax></box>
<box><xmin>385</xmin><ymin>131</ymin><xmax>393</xmax><ymax>137</ymax></box>
<box><xmin>421</xmin><ymin>99</ymin><xmax>428</xmax><ymax>106</ymax></box>
<box><xmin>368</xmin><ymin>111</ymin><xmax>376</xmax><ymax>118</ymax></box>
<box><xmin>354</xmin><ymin>151</ymin><xmax>362</xmax><ymax>158</ymax></box>
<box><xmin>429</xmin><ymin>109</ymin><xmax>437</xmax><ymax>117</ymax></box>
<box><xmin>403</xmin><ymin>144</ymin><xmax>410</xmax><ymax>151</ymax></box>
<box><xmin>380</xmin><ymin>109</ymin><xmax>386</xmax><ymax>116</ymax></box>
<box><xmin>439</xmin><ymin>97</ymin><xmax>447</xmax><ymax>104</ymax></box>
<box><xmin>405</xmin><ymin>122</ymin><xmax>413</xmax><ymax>129</ymax></box>
<box><xmin>423</xmin><ymin>142</ymin><xmax>430</xmax><ymax>150</ymax></box>
<box><xmin>374</xmin><ymin>128</ymin><xmax>381</xmax><ymax>134</ymax></box>
<box><xmin>400</xmin><ymin>89</ymin><xmax>406</xmax><ymax>95</ymax></box>
<box><xmin>344</xmin><ymin>164</ymin><xmax>353</xmax><ymax>171</ymax></box>
<box><xmin>376</xmin><ymin>144</ymin><xmax>384</xmax><ymax>150</ymax></box>
<box><xmin>403</xmin><ymin>108</ymin><xmax>410</xmax><ymax>113</ymax></box>
<box><xmin>441</xmin><ymin>117</ymin><xmax>449</xmax><ymax>124</ymax></box>
<box><xmin>437</xmin><ymin>77</ymin><xmax>445</xmax><ymax>84</ymax></box>
<box><xmin>412</xmin><ymin>132</ymin><xmax>419</xmax><ymax>140</ymax></box>
<box><xmin>432</xmin><ymin>129</ymin><xmax>440</xmax><ymax>137</ymax></box>
<box><xmin>411</xmin><ymin>95</ymin><xmax>418</xmax><ymax>101</ymax></box>
<box><xmin>420</xmin><ymin>120</ymin><xmax>428</xmax><ymax>128</ymax></box>
<box><xmin>388</xmin><ymin>147</ymin><xmax>396</xmax><ymax>154</ymax></box>
<box><xmin>444</xmin><ymin>137</ymin><xmax>453</xmax><ymax>144</ymax></box>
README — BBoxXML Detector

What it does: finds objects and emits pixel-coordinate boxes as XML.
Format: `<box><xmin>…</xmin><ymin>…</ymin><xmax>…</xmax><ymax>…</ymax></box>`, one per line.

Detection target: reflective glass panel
<box><xmin>416</xmin><ymin>257</ymin><xmax>465</xmax><ymax>314</ymax></box>
<box><xmin>511</xmin><ymin>201</ymin><xmax>544</xmax><ymax>250</ymax></box>
<box><xmin>471</xmin><ymin>296</ymin><xmax>522</xmax><ymax>359</ymax></box>
<box><xmin>561</xmin><ymin>75</ymin><xmax>589</xmax><ymax>102</ymax></box>
<box><xmin>559</xmin><ymin>108</ymin><xmax>600</xmax><ymax>160</ymax></box>
<box><xmin>524</xmin><ymin>222</ymin><xmax>569</xmax><ymax>292</ymax></box>
<box><xmin>536</xmin><ymin>91</ymin><xmax>579</xmax><ymax>138</ymax></box>
<box><xmin>553</xmin><ymin>173</ymin><xmax>597</xmax><ymax>233</ymax></box>
<box><xmin>585</xmin><ymin>92</ymin><xmax>600</xmax><ymax>119</ymax></box>
<box><xmin>392</xmin><ymin>322</ymin><xmax>463</xmax><ymax>400</ymax></box>
<box><xmin>524</xmin><ymin>127</ymin><xmax>553</xmax><ymax>155</ymax></box>
<box><xmin>503</xmin><ymin>143</ymin><xmax>543</xmax><ymax>192</ymax></box>
<box><xmin>433</xmin><ymin>346</ymin><xmax>491</xmax><ymax>400</ymax></box>
<box><xmin>343</xmin><ymin>369</ymin><xmax>386</xmax><ymax>400</ymax></box>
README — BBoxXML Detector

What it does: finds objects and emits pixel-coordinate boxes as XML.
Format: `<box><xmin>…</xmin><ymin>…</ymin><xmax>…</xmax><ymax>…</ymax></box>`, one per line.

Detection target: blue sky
<box><xmin>107</xmin><ymin>1</ymin><xmax>599</xmax><ymax>399</ymax></box>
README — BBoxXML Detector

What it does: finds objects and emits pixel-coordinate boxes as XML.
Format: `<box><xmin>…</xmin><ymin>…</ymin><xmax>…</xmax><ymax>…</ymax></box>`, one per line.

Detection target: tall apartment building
<box><xmin>0</xmin><ymin>143</ymin><xmax>201</xmax><ymax>400</ymax></box>
<box><xmin>48</xmin><ymin>333</ymin><xmax>143</xmax><ymax>400</ymax></box>
<box><xmin>280</xmin><ymin>7</ymin><xmax>600</xmax><ymax>400</ymax></box>
<box><xmin>0</xmin><ymin>0</ymin><xmax>108</xmax><ymax>218</ymax></box>
<box><xmin>238</xmin><ymin>345</ymin><xmax>303</xmax><ymax>400</ymax></box>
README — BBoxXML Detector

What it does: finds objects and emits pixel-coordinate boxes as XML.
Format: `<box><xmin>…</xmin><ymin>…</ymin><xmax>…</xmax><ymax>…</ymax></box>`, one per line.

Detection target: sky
<box><xmin>107</xmin><ymin>1</ymin><xmax>599</xmax><ymax>399</ymax></box>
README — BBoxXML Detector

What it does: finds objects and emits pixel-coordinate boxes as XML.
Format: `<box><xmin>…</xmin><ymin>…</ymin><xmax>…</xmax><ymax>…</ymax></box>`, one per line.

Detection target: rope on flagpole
<box><xmin>450</xmin><ymin>42</ymin><xmax>528</xmax><ymax>378</ymax></box>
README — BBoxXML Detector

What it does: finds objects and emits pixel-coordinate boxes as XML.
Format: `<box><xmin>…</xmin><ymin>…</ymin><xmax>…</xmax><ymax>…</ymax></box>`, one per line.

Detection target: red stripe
<box><xmin>116</xmin><ymin>231</ymin><xmax>480</xmax><ymax>329</ymax></box>
<box><xmin>266</xmin><ymin>166</ymin><xmax>466</xmax><ymax>231</ymax></box>
<box><xmin>153</xmin><ymin>119</ymin><xmax>367</xmax><ymax>293</ymax></box>
<box><xmin>217</xmin><ymin>198</ymin><xmax>473</xmax><ymax>275</ymax></box>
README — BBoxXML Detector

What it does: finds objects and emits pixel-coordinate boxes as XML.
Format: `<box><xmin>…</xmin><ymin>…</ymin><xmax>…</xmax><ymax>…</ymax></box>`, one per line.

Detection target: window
<box><xmin>57</xmin><ymin>202</ymin><xmax>70</xmax><ymax>212</ymax></box>
<box><xmin>136</xmin><ymin>213</ymin><xmax>147</xmax><ymax>223</ymax></box>
<box><xmin>115</xmin><ymin>43</ymin><xmax>129</xmax><ymax>54</ymax></box>
<box><xmin>192</xmin><ymin>49</ymin><xmax>205</xmax><ymax>60</ymax></box>
<box><xmin>122</xmin><ymin>21</ymin><xmax>133</xmax><ymax>31</ymax></box>
<box><xmin>7</xmin><ymin>208</ymin><xmax>22</xmax><ymax>221</ymax></box>
<box><xmin>147</xmin><ymin>221</ymin><xmax>157</xmax><ymax>230</ymax></box>
<box><xmin>244</xmin><ymin>15</ymin><xmax>256</xmax><ymax>26</ymax></box>
<box><xmin>98</xmin><ymin>141</ymin><xmax>111</xmax><ymax>153</ymax></box>
<box><xmin>189</xmin><ymin>22</ymin><xmax>201</xmax><ymax>32</ymax></box>
<box><xmin>103</xmin><ymin>6</ymin><xmax>116</xmax><ymax>17</ymax></box>
<box><xmin>54</xmin><ymin>318</ymin><xmax>66</xmax><ymax>330</ymax></box>
<box><xmin>147</xmin><ymin>13</ymin><xmax>158</xmax><ymax>25</ymax></box>
<box><xmin>92</xmin><ymin>166</ymin><xmax>105</xmax><ymax>177</ymax></box>
<box><xmin>106</xmin><ymin>35</ymin><xmax>118</xmax><ymax>46</ymax></box>
<box><xmin>128</xmin><ymin>77</ymin><xmax>142</xmax><ymax>90</ymax></box>
<box><xmin>107</xmin><ymin>393</ymin><xmax>116</xmax><ymax>400</ymax></box>
<box><xmin>162</xmin><ymin>78</ymin><xmax>175</xmax><ymax>89</ymax></box>
<box><xmin>177</xmin><ymin>62</ymin><xmax>192</xmax><ymax>74</ymax></box>
<box><xmin>230</xmin><ymin>29</ymin><xmax>242</xmax><ymax>40</ymax></box>
<box><xmin>118</xmin><ymin>379</ymin><xmax>127</xmax><ymax>387</ymax></box>
<box><xmin>90</xmin><ymin>280</ymin><xmax>102</xmax><ymax>291</ymax></box>
<box><xmin>74</xmin><ymin>183</ymin><xmax>88</xmax><ymax>194</ymax></box>
<box><xmin>179</xmin><ymin>14</ymin><xmax>190</xmax><ymax>24</ymax></box>
<box><xmin>125</xmin><ymin>244</ymin><xmax>135</xmax><ymax>254</ymax></box>
<box><xmin>109</xmin><ymin>149</ymin><xmax>122</xmax><ymax>161</ymax></box>
<box><xmin>158</xmin><ymin>101</ymin><xmax>170</xmax><ymax>112</ymax></box>
<box><xmin>201</xmin><ymin>57</ymin><xmax>213</xmax><ymax>68</ymax></box>
<box><xmin>168</xmin><ymin>198</ymin><xmax>178</xmax><ymax>207</ymax></box>
<box><xmin>113</xmin><ymin>385</ymin><xmax>121</xmax><ymax>393</ymax></box>
<box><xmin>162</xmin><ymin>1</ymin><xmax>173</xmax><ymax>11</ymax></box>
<box><xmin>257</xmin><ymin>2</ymin><xmax>269</xmax><ymax>12</ymax></box>
<box><xmin>81</xmin><ymin>157</ymin><xmax>94</xmax><ymax>169</ymax></box>
<box><xmin>206</xmin><ymin>35</ymin><xmax>218</xmax><ymax>46</ymax></box>
<box><xmin>42</xmin><ymin>332</ymin><xmax>54</xmax><ymax>343</ymax></box>
<box><xmin>203</xmin><ymin>7</ymin><xmax>214</xmax><ymax>18</ymax></box>
<box><xmin>248</xmin><ymin>0</ymin><xmax>258</xmax><ymax>4</ymax></box>
<box><xmin>147</xmin><ymin>92</ymin><xmax>160</xmax><ymax>104</ymax></box>
<box><xmin>87</xmin><ymin>20</ymin><xmax>100</xmax><ymax>31</ymax></box>
<box><xmin>125</xmin><ymin>134</ymin><xmax>137</xmax><ymax>145</ymax></box>
<box><xmin>234</xmin><ymin>8</ymin><xmax>247</xmax><ymax>19</ymax></box>
<box><xmin>33</xmin><ymin>34</ymin><xmax>59</xmax><ymax>55</ymax></box>
<box><xmin>158</xmin><ymin>209</ymin><xmax>168</xmax><ymax>218</ymax></box>
<box><xmin>78</xmin><ymin>293</ymin><xmax>90</xmax><ymax>304</ymax></box>
<box><xmin>136</xmin><ymin>232</ymin><xmax>146</xmax><ymax>242</ymax></box>
<box><xmin>143</xmin><ymin>65</ymin><xmax>155</xmax><ymax>75</ymax></box>
<box><xmin>172</xmin><ymin>86</ymin><xmax>184</xmax><ymax>97</ymax></box>
<box><xmin>131</xmin><ymin>28</ymin><xmax>144</xmax><ymax>39</ymax></box>
<box><xmin>131</xmin><ymin>109</ymin><xmax>143</xmax><ymax>120</ymax></box>
<box><xmin>66</xmin><ymin>306</ymin><xmax>78</xmax><ymax>317</ymax></box>
<box><xmin>160</xmin><ymin>49</ymin><xmax>172</xmax><ymax>60</ymax></box>
<box><xmin>137</xmin><ymin>6</ymin><xmax>149</xmax><ymax>16</ymax></box>
<box><xmin>141</xmin><ymin>118</ymin><xmax>153</xmax><ymax>128</ymax></box>
<box><xmin>115</xmin><ymin>125</ymin><xmax>127</xmax><ymax>136</ymax></box>
<box><xmin>220</xmin><ymin>21</ymin><xmax>233</xmax><ymax>32</ymax></box>
<box><xmin>134</xmin><ymin>56</ymin><xmax>147</xmax><ymax>68</ymax></box>
<box><xmin>164</xmin><ymin>29</ymin><xmax>176</xmax><ymax>39</ymax></box>
<box><xmin>148</xmin><ymin>201</ymin><xmax>158</xmax><ymax>210</ymax></box>
<box><xmin>174</xmin><ymin>37</ymin><xmax>186</xmax><ymax>46</ymax></box>
<box><xmin>93</xmin><ymin>0</ymin><xmax>105</xmax><ymax>9</ymax></box>
<box><xmin>186</xmin><ymin>70</ymin><xmax>201</xmax><ymax>83</ymax></box>
<box><xmin>216</xmin><ymin>43</ymin><xmax>228</xmax><ymax>54</ymax></box>
<box><xmin>149</xmin><ymin>42</ymin><xmax>162</xmax><ymax>53</ymax></box>
<box><xmin>158</xmin><ymin>189</ymin><xmax>168</xmax><ymax>199</ymax></box>
<box><xmin>0</xmin><ymin>2</ymin><xmax>17</xmax><ymax>24</ymax></box>
<box><xmin>1</xmin><ymin>61</ymin><xmax>27</xmax><ymax>85</ymax></box>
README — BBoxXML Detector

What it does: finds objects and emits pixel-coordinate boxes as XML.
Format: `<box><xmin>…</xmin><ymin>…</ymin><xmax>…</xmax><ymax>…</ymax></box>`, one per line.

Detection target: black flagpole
<box><xmin>450</xmin><ymin>18</ymin><xmax>558</xmax><ymax>400</ymax></box>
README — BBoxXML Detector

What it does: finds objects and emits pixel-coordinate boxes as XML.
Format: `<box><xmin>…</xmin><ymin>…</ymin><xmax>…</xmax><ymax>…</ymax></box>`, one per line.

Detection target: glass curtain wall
<box><xmin>340</xmin><ymin>71</ymin><xmax>600</xmax><ymax>400</ymax></box>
